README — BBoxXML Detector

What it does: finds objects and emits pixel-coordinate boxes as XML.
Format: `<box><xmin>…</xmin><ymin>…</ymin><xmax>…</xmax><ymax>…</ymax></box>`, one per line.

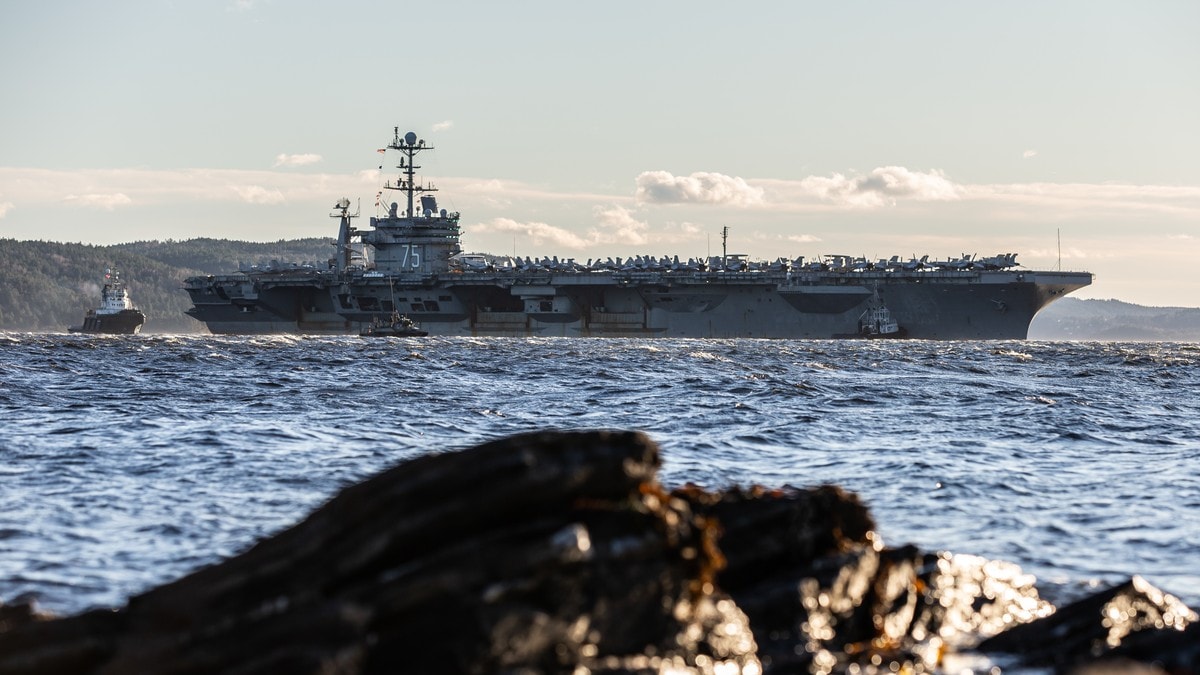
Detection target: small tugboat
<box><xmin>68</xmin><ymin>267</ymin><xmax>146</xmax><ymax>334</ymax></box>
<box><xmin>833</xmin><ymin>291</ymin><xmax>907</xmax><ymax>339</ymax></box>
<box><xmin>855</xmin><ymin>302</ymin><xmax>906</xmax><ymax>338</ymax></box>
<box><xmin>359</xmin><ymin>311</ymin><xmax>428</xmax><ymax>338</ymax></box>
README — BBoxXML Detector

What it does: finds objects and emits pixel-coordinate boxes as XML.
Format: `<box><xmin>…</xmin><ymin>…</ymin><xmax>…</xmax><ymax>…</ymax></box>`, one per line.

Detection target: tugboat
<box><xmin>833</xmin><ymin>290</ymin><xmax>907</xmax><ymax>339</ymax></box>
<box><xmin>359</xmin><ymin>311</ymin><xmax>428</xmax><ymax>338</ymax></box>
<box><xmin>68</xmin><ymin>267</ymin><xmax>146</xmax><ymax>334</ymax></box>
<box><xmin>855</xmin><ymin>302</ymin><xmax>906</xmax><ymax>338</ymax></box>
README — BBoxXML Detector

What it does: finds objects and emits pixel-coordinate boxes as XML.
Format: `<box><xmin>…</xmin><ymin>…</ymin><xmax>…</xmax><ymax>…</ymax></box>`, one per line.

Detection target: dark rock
<box><xmin>675</xmin><ymin>485</ymin><xmax>1059</xmax><ymax>673</ymax></box>
<box><xmin>0</xmin><ymin>430</ymin><xmax>1194</xmax><ymax>674</ymax></box>
<box><xmin>1100</xmin><ymin>621</ymin><xmax>1200</xmax><ymax>673</ymax></box>
<box><xmin>0</xmin><ymin>597</ymin><xmax>39</xmax><ymax>634</ymax></box>
<box><xmin>0</xmin><ymin>430</ymin><xmax>761</xmax><ymax>674</ymax></box>
<box><xmin>674</xmin><ymin>484</ymin><xmax>876</xmax><ymax>590</ymax></box>
<box><xmin>977</xmin><ymin>575</ymin><xmax>1198</xmax><ymax>673</ymax></box>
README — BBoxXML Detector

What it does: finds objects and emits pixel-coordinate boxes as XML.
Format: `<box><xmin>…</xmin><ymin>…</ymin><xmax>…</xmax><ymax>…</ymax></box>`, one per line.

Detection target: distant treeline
<box><xmin>0</xmin><ymin>238</ymin><xmax>332</xmax><ymax>333</ymax></box>
<box><xmin>1029</xmin><ymin>298</ymin><xmax>1200</xmax><ymax>341</ymax></box>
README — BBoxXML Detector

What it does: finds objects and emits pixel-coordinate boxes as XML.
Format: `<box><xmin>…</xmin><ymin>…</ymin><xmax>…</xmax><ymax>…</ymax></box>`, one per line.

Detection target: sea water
<box><xmin>1</xmin><ymin>334</ymin><xmax>1197</xmax><ymax>616</ymax></box>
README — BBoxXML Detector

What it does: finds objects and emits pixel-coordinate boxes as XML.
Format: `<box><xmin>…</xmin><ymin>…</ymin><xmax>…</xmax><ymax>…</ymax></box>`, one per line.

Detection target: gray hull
<box><xmin>68</xmin><ymin>309</ymin><xmax>146</xmax><ymax>335</ymax></box>
<box><xmin>185</xmin><ymin>268</ymin><xmax>1091</xmax><ymax>339</ymax></box>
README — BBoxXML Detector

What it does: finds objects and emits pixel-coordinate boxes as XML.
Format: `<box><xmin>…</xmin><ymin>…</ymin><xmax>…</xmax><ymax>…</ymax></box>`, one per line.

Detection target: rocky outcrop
<box><xmin>0</xmin><ymin>430</ymin><xmax>1195</xmax><ymax>674</ymax></box>
<box><xmin>978</xmin><ymin>575</ymin><xmax>1199</xmax><ymax>673</ymax></box>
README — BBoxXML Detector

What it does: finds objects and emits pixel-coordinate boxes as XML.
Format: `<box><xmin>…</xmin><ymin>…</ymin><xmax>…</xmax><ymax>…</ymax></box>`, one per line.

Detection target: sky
<box><xmin>1</xmin><ymin>1</ymin><xmax>1198</xmax><ymax>307</ymax></box>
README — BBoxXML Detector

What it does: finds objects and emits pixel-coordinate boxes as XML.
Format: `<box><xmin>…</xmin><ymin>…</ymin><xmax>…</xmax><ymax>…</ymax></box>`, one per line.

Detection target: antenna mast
<box><xmin>384</xmin><ymin>127</ymin><xmax>436</xmax><ymax>217</ymax></box>
<box><xmin>721</xmin><ymin>225</ymin><xmax>729</xmax><ymax>267</ymax></box>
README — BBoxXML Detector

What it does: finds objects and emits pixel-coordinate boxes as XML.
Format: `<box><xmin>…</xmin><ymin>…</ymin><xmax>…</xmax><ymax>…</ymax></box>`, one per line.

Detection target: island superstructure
<box><xmin>184</xmin><ymin>128</ymin><xmax>1092</xmax><ymax>339</ymax></box>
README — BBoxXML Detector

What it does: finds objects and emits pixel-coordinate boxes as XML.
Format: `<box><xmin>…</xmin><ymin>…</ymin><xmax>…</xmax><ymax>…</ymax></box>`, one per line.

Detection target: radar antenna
<box><xmin>329</xmin><ymin>197</ymin><xmax>359</xmax><ymax>272</ymax></box>
<box><xmin>383</xmin><ymin>126</ymin><xmax>437</xmax><ymax>218</ymax></box>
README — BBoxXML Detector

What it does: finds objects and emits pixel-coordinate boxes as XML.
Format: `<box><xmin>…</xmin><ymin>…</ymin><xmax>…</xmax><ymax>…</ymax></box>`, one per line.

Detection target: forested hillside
<box><xmin>1030</xmin><ymin>297</ymin><xmax>1200</xmax><ymax>341</ymax></box>
<box><xmin>0</xmin><ymin>238</ymin><xmax>332</xmax><ymax>333</ymax></box>
<box><xmin>114</xmin><ymin>238</ymin><xmax>334</xmax><ymax>277</ymax></box>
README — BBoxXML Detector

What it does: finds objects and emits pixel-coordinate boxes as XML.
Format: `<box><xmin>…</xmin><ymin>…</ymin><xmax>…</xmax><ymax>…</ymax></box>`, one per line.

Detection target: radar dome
<box><xmin>404</xmin><ymin>132</ymin><xmax>418</xmax><ymax>146</ymax></box>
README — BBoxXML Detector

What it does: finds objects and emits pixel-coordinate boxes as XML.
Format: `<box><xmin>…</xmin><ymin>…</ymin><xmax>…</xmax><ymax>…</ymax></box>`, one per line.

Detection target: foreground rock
<box><xmin>0</xmin><ymin>430</ymin><xmax>1195</xmax><ymax>674</ymax></box>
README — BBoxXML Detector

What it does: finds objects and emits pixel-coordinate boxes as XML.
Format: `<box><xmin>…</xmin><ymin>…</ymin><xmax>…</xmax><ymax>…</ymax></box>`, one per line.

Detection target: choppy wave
<box><xmin>2</xmin><ymin>334</ymin><xmax>1198</xmax><ymax>614</ymax></box>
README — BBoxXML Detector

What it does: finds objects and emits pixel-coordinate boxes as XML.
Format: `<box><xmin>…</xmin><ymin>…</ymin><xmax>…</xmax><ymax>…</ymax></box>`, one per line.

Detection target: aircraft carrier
<box><xmin>183</xmin><ymin>128</ymin><xmax>1092</xmax><ymax>339</ymax></box>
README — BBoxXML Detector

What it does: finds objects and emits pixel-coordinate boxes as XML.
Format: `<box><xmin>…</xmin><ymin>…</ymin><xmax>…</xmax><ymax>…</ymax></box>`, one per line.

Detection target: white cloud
<box><xmin>273</xmin><ymin>153</ymin><xmax>322</xmax><ymax>168</ymax></box>
<box><xmin>636</xmin><ymin>171</ymin><xmax>765</xmax><ymax>206</ymax></box>
<box><xmin>468</xmin><ymin>210</ymin><xmax>650</xmax><ymax>250</ymax></box>
<box><xmin>432</xmin><ymin>120</ymin><xmax>454</xmax><ymax>132</ymax></box>
<box><xmin>593</xmin><ymin>204</ymin><xmax>649</xmax><ymax>245</ymax></box>
<box><xmin>460</xmin><ymin>178</ymin><xmax>513</xmax><ymax>209</ymax></box>
<box><xmin>64</xmin><ymin>193</ymin><xmax>132</xmax><ymax>210</ymax></box>
<box><xmin>786</xmin><ymin>234</ymin><xmax>822</xmax><ymax>244</ymax></box>
<box><xmin>230</xmin><ymin>185</ymin><xmax>286</xmax><ymax>204</ymax></box>
<box><xmin>469</xmin><ymin>217</ymin><xmax>594</xmax><ymax>249</ymax></box>
<box><xmin>468</xmin><ymin>206</ymin><xmax>707</xmax><ymax>252</ymax></box>
<box><xmin>790</xmin><ymin>167</ymin><xmax>961</xmax><ymax>208</ymax></box>
<box><xmin>0</xmin><ymin>201</ymin><xmax>12</xmax><ymax>218</ymax></box>
<box><xmin>1023</xmin><ymin>149</ymin><xmax>1038</xmax><ymax>159</ymax></box>
<box><xmin>748</xmin><ymin>170</ymin><xmax>1200</xmax><ymax>219</ymax></box>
